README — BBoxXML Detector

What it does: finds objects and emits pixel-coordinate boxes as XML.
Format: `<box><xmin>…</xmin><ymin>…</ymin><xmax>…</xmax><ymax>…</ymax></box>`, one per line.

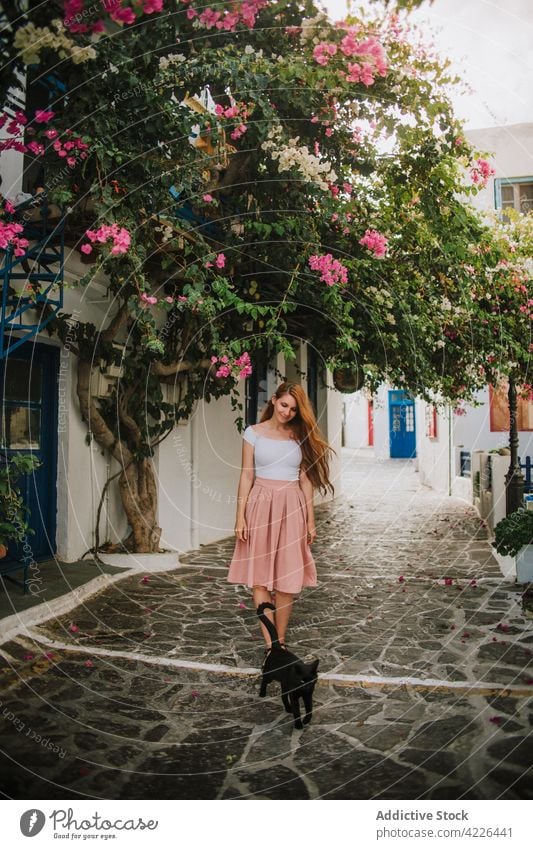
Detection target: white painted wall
<box><xmin>57</xmin><ymin>272</ymin><xmax>128</xmax><ymax>561</ymax></box>
<box><xmin>343</xmin><ymin>391</ymin><xmax>369</xmax><ymax>449</ymax></box>
<box><xmin>415</xmin><ymin>400</ymin><xmax>451</xmax><ymax>494</ymax></box>
<box><xmin>323</xmin><ymin>377</ymin><xmax>343</xmax><ymax>502</ymax></box>
<box><xmin>453</xmin><ymin>387</ymin><xmax>533</xmax><ymax>458</ymax></box>
<box><xmin>371</xmin><ymin>384</ymin><xmax>391</xmax><ymax>462</ymax></box>
<box><xmin>465</xmin><ymin>123</ymin><xmax>533</xmax><ymax>214</ymax></box>
<box><xmin>195</xmin><ymin>392</ymin><xmax>244</xmax><ymax>546</ymax></box>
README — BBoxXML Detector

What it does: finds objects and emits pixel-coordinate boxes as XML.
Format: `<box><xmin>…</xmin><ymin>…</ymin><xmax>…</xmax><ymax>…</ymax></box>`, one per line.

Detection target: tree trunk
<box><xmin>118</xmin><ymin>457</ymin><xmax>162</xmax><ymax>552</ymax></box>
<box><xmin>75</xmin><ymin>307</ymin><xmax>162</xmax><ymax>553</ymax></box>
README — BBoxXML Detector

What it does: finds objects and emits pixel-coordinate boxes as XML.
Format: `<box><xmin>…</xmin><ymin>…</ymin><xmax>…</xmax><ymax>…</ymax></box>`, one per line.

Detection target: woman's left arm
<box><xmin>299</xmin><ymin>468</ymin><xmax>316</xmax><ymax>544</ymax></box>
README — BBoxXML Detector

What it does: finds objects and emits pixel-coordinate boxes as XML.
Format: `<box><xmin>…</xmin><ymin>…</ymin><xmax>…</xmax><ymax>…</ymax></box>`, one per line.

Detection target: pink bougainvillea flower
<box><xmin>346</xmin><ymin>62</ymin><xmax>361</xmax><ymax>83</ymax></box>
<box><xmin>470</xmin><ymin>157</ymin><xmax>495</xmax><ymax>187</ymax></box>
<box><xmin>69</xmin><ymin>623</ymin><xmax>79</xmax><ymax>633</ymax></box>
<box><xmin>23</xmin><ymin>653</ymin><xmax>34</xmax><ymax>661</ymax></box>
<box><xmin>84</xmin><ymin>223</ymin><xmax>131</xmax><ymax>255</ymax></box>
<box><xmin>444</xmin><ymin>576</ymin><xmax>453</xmax><ymax>585</ymax></box>
<box><xmin>360</xmin><ymin>62</ymin><xmax>375</xmax><ymax>86</ymax></box>
<box><xmin>34</xmin><ymin>109</ymin><xmax>55</xmax><ymax>123</ymax></box>
<box><xmin>215</xmin><ymin>364</ymin><xmax>232</xmax><ymax>378</ymax></box>
<box><xmin>202</xmin><ymin>193</ymin><xmax>214</xmax><ymax>202</ymax></box>
<box><xmin>165</xmin><ymin>296</ymin><xmax>173</xmax><ymax>303</ymax></box>
<box><xmin>398</xmin><ymin>575</ymin><xmax>405</xmax><ymax>583</ymax></box>
<box><xmin>110</xmin><ymin>5</ymin><xmax>136</xmax><ymax>25</ymax></box>
<box><xmin>237</xmin><ymin>601</ymin><xmax>246</xmax><ymax>609</ymax></box>
<box><xmin>80</xmin><ymin>244</ymin><xmax>93</xmax><ymax>255</ymax></box>
<box><xmin>140</xmin><ymin>293</ymin><xmax>158</xmax><ymax>306</ymax></box>
<box><xmin>359</xmin><ymin>228</ymin><xmax>388</xmax><ymax>258</ymax></box>
<box><xmin>143</xmin><ymin>0</ymin><xmax>164</xmax><ymax>12</ymax></box>
<box><xmin>27</xmin><ymin>141</ymin><xmax>45</xmax><ymax>155</ymax></box>
<box><xmin>215</xmin><ymin>253</ymin><xmax>226</xmax><ymax>268</ymax></box>
<box><xmin>84</xmin><ymin>659</ymin><xmax>94</xmax><ymax>668</ymax></box>
<box><xmin>308</xmin><ymin>253</ymin><xmax>348</xmax><ymax>286</ymax></box>
<box><xmin>4</xmin><ymin>200</ymin><xmax>16</xmax><ymax>214</ymax></box>
<box><xmin>191</xmin><ymin>690</ymin><xmax>200</xmax><ymax>698</ymax></box>
<box><xmin>43</xmin><ymin>652</ymin><xmax>55</xmax><ymax>660</ymax></box>
<box><xmin>44</xmin><ymin>128</ymin><xmax>58</xmax><ymax>139</ymax></box>
<box><xmin>313</xmin><ymin>41</ymin><xmax>337</xmax><ymax>66</ymax></box>
<box><xmin>141</xmin><ymin>575</ymin><xmax>150</xmax><ymax>584</ymax></box>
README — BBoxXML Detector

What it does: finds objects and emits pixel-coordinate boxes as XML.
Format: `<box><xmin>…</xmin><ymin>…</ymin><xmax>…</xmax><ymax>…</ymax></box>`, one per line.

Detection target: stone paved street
<box><xmin>0</xmin><ymin>449</ymin><xmax>532</xmax><ymax>800</ymax></box>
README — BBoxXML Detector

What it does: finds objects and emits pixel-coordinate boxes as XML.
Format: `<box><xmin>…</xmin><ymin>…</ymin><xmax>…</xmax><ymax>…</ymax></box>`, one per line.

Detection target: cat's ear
<box><xmin>310</xmin><ymin>658</ymin><xmax>319</xmax><ymax>674</ymax></box>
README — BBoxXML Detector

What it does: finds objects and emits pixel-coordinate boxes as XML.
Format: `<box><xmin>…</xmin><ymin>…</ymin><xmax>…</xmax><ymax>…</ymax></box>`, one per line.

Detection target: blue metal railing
<box><xmin>519</xmin><ymin>455</ymin><xmax>532</xmax><ymax>493</ymax></box>
<box><xmin>0</xmin><ymin>195</ymin><xmax>65</xmax><ymax>359</ymax></box>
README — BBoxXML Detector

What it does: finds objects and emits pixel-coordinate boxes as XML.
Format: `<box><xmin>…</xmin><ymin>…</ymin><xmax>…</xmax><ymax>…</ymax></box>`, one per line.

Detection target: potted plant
<box><xmin>332</xmin><ymin>366</ymin><xmax>365</xmax><ymax>394</ymax></box>
<box><xmin>493</xmin><ymin>508</ymin><xmax>533</xmax><ymax>583</ymax></box>
<box><xmin>0</xmin><ymin>454</ymin><xmax>41</xmax><ymax>557</ymax></box>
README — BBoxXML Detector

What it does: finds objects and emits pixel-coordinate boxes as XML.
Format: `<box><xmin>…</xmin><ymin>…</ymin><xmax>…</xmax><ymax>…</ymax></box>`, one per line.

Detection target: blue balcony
<box><xmin>0</xmin><ymin>195</ymin><xmax>65</xmax><ymax>360</ymax></box>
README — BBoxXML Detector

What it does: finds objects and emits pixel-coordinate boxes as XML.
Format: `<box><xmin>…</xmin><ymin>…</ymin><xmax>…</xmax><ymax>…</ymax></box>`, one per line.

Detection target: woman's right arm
<box><xmin>235</xmin><ymin>439</ymin><xmax>255</xmax><ymax>541</ymax></box>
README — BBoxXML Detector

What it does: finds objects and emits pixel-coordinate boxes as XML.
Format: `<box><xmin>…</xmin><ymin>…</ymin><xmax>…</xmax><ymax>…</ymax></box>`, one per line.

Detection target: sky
<box><xmin>322</xmin><ymin>0</ymin><xmax>533</xmax><ymax>129</ymax></box>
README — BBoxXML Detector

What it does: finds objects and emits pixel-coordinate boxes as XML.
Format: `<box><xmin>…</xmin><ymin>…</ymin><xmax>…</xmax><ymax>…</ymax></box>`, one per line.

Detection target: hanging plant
<box><xmin>332</xmin><ymin>367</ymin><xmax>365</xmax><ymax>394</ymax></box>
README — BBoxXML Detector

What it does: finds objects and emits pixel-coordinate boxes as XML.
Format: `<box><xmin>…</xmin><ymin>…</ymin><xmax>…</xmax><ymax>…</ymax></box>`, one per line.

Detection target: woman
<box><xmin>227</xmin><ymin>381</ymin><xmax>334</xmax><ymax>660</ymax></box>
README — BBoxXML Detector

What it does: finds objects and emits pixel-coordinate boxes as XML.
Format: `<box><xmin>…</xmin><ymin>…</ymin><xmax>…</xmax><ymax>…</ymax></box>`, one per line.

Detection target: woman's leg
<box><xmin>253</xmin><ymin>585</ymin><xmax>274</xmax><ymax>647</ymax></box>
<box><xmin>273</xmin><ymin>590</ymin><xmax>294</xmax><ymax>645</ymax></box>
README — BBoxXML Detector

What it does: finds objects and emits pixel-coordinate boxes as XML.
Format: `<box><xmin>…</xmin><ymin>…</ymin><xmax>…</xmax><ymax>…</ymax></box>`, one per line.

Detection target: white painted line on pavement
<box><xmin>15</xmin><ymin>629</ymin><xmax>533</xmax><ymax>696</ymax></box>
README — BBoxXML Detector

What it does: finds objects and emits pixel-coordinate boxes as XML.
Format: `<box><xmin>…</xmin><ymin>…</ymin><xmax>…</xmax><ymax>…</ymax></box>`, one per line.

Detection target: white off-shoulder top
<box><xmin>243</xmin><ymin>425</ymin><xmax>302</xmax><ymax>481</ymax></box>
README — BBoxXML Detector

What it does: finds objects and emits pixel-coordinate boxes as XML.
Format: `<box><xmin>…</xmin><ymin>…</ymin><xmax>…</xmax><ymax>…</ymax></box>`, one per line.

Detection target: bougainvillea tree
<box><xmin>1</xmin><ymin>0</ymin><xmax>529</xmax><ymax>550</ymax></box>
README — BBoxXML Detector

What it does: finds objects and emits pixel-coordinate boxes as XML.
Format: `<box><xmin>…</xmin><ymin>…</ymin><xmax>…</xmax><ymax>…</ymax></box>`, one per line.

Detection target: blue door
<box><xmin>389</xmin><ymin>390</ymin><xmax>416</xmax><ymax>458</ymax></box>
<box><xmin>1</xmin><ymin>343</ymin><xmax>58</xmax><ymax>561</ymax></box>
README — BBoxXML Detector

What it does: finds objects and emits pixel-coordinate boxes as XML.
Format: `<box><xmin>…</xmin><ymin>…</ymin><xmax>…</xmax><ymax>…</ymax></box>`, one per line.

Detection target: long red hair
<box><xmin>260</xmin><ymin>382</ymin><xmax>335</xmax><ymax>495</ymax></box>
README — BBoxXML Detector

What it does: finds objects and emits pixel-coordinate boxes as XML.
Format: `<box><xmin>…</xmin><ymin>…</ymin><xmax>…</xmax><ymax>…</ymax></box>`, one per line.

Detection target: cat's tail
<box><xmin>256</xmin><ymin>602</ymin><xmax>280</xmax><ymax>648</ymax></box>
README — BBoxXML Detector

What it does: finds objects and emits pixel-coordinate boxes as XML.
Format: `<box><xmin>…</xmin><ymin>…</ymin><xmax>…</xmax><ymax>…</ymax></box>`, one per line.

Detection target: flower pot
<box><xmin>0</xmin><ymin>544</ymin><xmax>7</xmax><ymax>559</ymax></box>
<box><xmin>516</xmin><ymin>544</ymin><xmax>533</xmax><ymax>583</ymax></box>
<box><xmin>332</xmin><ymin>367</ymin><xmax>364</xmax><ymax>393</ymax></box>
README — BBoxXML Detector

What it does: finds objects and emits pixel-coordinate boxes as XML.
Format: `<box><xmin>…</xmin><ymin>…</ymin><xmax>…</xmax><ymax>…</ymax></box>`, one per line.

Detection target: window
<box><xmin>495</xmin><ymin>177</ymin><xmax>533</xmax><ymax>215</ymax></box>
<box><xmin>489</xmin><ymin>382</ymin><xmax>533</xmax><ymax>432</ymax></box>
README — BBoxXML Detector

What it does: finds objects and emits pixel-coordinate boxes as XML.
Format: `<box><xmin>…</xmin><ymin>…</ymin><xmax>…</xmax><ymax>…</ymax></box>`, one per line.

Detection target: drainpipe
<box><xmin>448</xmin><ymin>405</ymin><xmax>452</xmax><ymax>497</ymax></box>
<box><xmin>105</xmin><ymin>460</ymin><xmax>111</xmax><ymax>541</ymax></box>
<box><xmin>190</xmin><ymin>405</ymin><xmax>200</xmax><ymax>549</ymax></box>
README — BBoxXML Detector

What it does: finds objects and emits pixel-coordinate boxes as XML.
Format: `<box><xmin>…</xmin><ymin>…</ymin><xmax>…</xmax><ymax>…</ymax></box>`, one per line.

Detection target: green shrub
<box><xmin>493</xmin><ymin>508</ymin><xmax>533</xmax><ymax>558</ymax></box>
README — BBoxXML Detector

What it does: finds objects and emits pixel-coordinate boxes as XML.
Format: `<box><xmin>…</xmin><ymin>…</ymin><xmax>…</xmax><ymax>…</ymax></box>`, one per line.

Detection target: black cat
<box><xmin>257</xmin><ymin>601</ymin><xmax>319</xmax><ymax>730</ymax></box>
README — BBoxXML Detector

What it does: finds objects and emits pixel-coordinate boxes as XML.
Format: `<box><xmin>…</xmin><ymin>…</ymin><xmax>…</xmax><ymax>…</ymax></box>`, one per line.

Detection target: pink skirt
<box><xmin>227</xmin><ymin>477</ymin><xmax>318</xmax><ymax>594</ymax></box>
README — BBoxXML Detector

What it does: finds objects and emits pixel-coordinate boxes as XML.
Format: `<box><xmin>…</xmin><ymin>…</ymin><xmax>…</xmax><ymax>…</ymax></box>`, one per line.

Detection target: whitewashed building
<box><xmin>343</xmin><ymin>123</ymin><xmax>533</xmax><ymax>523</ymax></box>
<box><xmin>1</xmin><ymin>126</ymin><xmax>342</xmax><ymax>566</ymax></box>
